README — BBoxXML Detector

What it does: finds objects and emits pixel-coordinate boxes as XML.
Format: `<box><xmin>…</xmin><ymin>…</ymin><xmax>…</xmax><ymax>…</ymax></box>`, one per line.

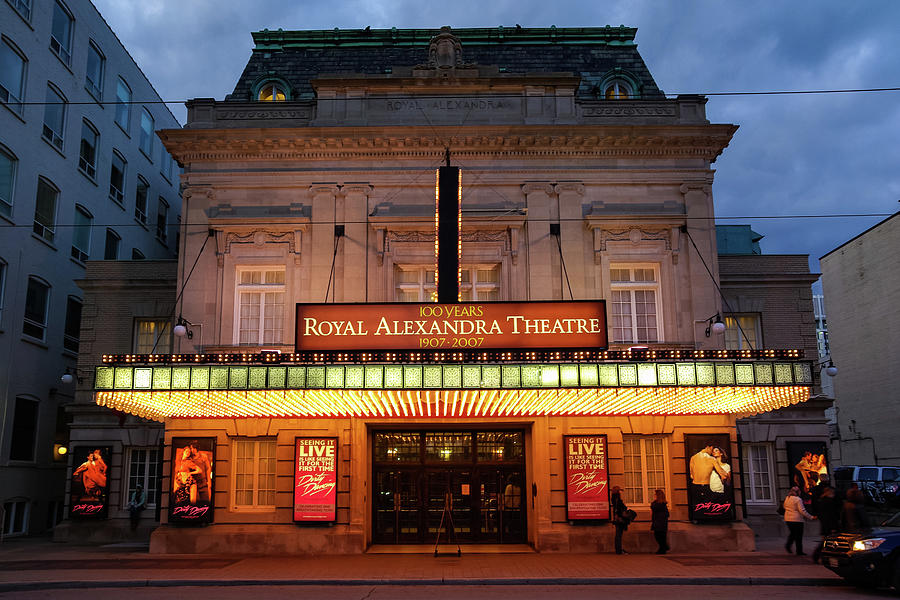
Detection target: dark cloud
<box><xmin>93</xmin><ymin>0</ymin><xmax>900</xmax><ymax>265</ymax></box>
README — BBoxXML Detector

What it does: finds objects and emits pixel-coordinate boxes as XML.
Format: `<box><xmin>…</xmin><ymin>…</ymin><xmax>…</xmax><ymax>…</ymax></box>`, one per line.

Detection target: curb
<box><xmin>0</xmin><ymin>577</ymin><xmax>845</xmax><ymax>592</ymax></box>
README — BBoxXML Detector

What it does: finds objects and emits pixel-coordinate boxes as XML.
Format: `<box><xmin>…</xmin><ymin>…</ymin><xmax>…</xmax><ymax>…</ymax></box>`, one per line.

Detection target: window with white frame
<box><xmin>134</xmin><ymin>176</ymin><xmax>148</xmax><ymax>223</ymax></box>
<box><xmin>108</xmin><ymin>150</ymin><xmax>126</xmax><ymax>206</ymax></box>
<box><xmin>78</xmin><ymin>120</ymin><xmax>98</xmax><ymax>179</ymax></box>
<box><xmin>604</xmin><ymin>79</ymin><xmax>632</xmax><ymax>99</ymax></box>
<box><xmin>724</xmin><ymin>314</ymin><xmax>760</xmax><ymax>350</ymax></box>
<box><xmin>49</xmin><ymin>1</ymin><xmax>73</xmax><ymax>66</ymax></box>
<box><xmin>84</xmin><ymin>41</ymin><xmax>104</xmax><ymax>100</ymax></box>
<box><xmin>0</xmin><ymin>258</ymin><xmax>7</xmax><ymax>321</ymax></box>
<box><xmin>139</xmin><ymin>108</ymin><xmax>154</xmax><ymax>158</ymax></box>
<box><xmin>623</xmin><ymin>436</ymin><xmax>667</xmax><ymax>505</ymax></box>
<box><xmin>610</xmin><ymin>264</ymin><xmax>660</xmax><ymax>343</ymax></box>
<box><xmin>236</xmin><ymin>268</ymin><xmax>285</xmax><ymax>345</ymax></box>
<box><xmin>125</xmin><ymin>447</ymin><xmax>159</xmax><ymax>508</ymax></box>
<box><xmin>2</xmin><ymin>499</ymin><xmax>30</xmax><ymax>536</ymax></box>
<box><xmin>71</xmin><ymin>204</ymin><xmax>91</xmax><ymax>262</ymax></box>
<box><xmin>394</xmin><ymin>264</ymin><xmax>500</xmax><ymax>302</ymax></box>
<box><xmin>0</xmin><ymin>37</ymin><xmax>27</xmax><ymax>113</ymax></box>
<box><xmin>0</xmin><ymin>144</ymin><xmax>15</xmax><ymax>218</ymax></box>
<box><xmin>63</xmin><ymin>295</ymin><xmax>81</xmax><ymax>353</ymax></box>
<box><xmin>42</xmin><ymin>84</ymin><xmax>66</xmax><ymax>151</ymax></box>
<box><xmin>9</xmin><ymin>396</ymin><xmax>39</xmax><ymax>461</ymax></box>
<box><xmin>742</xmin><ymin>443</ymin><xmax>774</xmax><ymax>503</ymax></box>
<box><xmin>233</xmin><ymin>439</ymin><xmax>277</xmax><ymax>508</ymax></box>
<box><xmin>23</xmin><ymin>276</ymin><xmax>50</xmax><ymax>340</ymax></box>
<box><xmin>155</xmin><ymin>197</ymin><xmax>168</xmax><ymax>242</ymax></box>
<box><xmin>104</xmin><ymin>228</ymin><xmax>120</xmax><ymax>260</ymax></box>
<box><xmin>8</xmin><ymin>0</ymin><xmax>31</xmax><ymax>21</ymax></box>
<box><xmin>115</xmin><ymin>77</ymin><xmax>131</xmax><ymax>131</ymax></box>
<box><xmin>33</xmin><ymin>177</ymin><xmax>58</xmax><ymax>242</ymax></box>
<box><xmin>133</xmin><ymin>318</ymin><xmax>171</xmax><ymax>354</ymax></box>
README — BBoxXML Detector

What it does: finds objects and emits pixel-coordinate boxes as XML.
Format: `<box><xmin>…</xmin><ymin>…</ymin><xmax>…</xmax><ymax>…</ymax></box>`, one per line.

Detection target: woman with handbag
<box><xmin>611</xmin><ymin>485</ymin><xmax>631</xmax><ymax>554</ymax></box>
<box><xmin>783</xmin><ymin>485</ymin><xmax>817</xmax><ymax>555</ymax></box>
<box><xmin>650</xmin><ymin>489</ymin><xmax>670</xmax><ymax>554</ymax></box>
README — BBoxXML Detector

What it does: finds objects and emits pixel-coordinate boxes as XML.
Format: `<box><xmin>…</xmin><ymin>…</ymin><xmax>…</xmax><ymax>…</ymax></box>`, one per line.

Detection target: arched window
<box><xmin>257</xmin><ymin>82</ymin><xmax>287</xmax><ymax>102</ymax></box>
<box><xmin>604</xmin><ymin>79</ymin><xmax>632</xmax><ymax>100</ymax></box>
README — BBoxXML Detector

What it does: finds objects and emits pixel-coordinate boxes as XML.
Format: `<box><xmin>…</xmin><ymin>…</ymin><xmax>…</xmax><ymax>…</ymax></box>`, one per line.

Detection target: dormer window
<box><xmin>258</xmin><ymin>82</ymin><xmax>286</xmax><ymax>102</ymax></box>
<box><xmin>604</xmin><ymin>80</ymin><xmax>631</xmax><ymax>100</ymax></box>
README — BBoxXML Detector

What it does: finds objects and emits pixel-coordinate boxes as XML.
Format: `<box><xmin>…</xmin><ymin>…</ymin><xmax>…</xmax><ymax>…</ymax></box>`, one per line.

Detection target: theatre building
<box><xmin>63</xmin><ymin>27</ymin><xmax>817</xmax><ymax>554</ymax></box>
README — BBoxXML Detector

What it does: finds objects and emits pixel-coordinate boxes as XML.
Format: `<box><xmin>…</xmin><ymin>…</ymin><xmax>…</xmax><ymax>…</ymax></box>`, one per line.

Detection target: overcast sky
<box><xmin>93</xmin><ymin>0</ymin><xmax>900</xmax><ymax>270</ymax></box>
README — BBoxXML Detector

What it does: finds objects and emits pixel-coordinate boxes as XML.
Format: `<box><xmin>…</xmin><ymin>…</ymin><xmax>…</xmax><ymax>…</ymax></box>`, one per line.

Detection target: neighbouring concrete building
<box><xmin>0</xmin><ymin>0</ymin><xmax>180</xmax><ymax>537</ymax></box>
<box><xmin>821</xmin><ymin>212</ymin><xmax>900</xmax><ymax>465</ymax></box>
<box><xmin>717</xmin><ymin>225</ymin><xmax>831</xmax><ymax>537</ymax></box>
<box><xmin>64</xmin><ymin>26</ymin><xmax>820</xmax><ymax>554</ymax></box>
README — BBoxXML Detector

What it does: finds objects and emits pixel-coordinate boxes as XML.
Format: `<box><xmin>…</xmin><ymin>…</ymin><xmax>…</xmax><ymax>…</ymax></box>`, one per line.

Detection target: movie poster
<box><xmin>786</xmin><ymin>441</ymin><xmax>828</xmax><ymax>496</ymax></box>
<box><xmin>293</xmin><ymin>437</ymin><xmax>337</xmax><ymax>522</ymax></box>
<box><xmin>685</xmin><ymin>434</ymin><xmax>736</xmax><ymax>521</ymax></box>
<box><xmin>169</xmin><ymin>437</ymin><xmax>215</xmax><ymax>524</ymax></box>
<box><xmin>69</xmin><ymin>446</ymin><xmax>111</xmax><ymax>518</ymax></box>
<box><xmin>564</xmin><ymin>435</ymin><xmax>609</xmax><ymax>520</ymax></box>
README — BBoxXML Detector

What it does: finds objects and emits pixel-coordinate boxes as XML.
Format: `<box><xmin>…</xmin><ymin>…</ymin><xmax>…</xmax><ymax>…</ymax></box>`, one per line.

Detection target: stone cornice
<box><xmin>160</xmin><ymin>124</ymin><xmax>738</xmax><ymax>164</ymax></box>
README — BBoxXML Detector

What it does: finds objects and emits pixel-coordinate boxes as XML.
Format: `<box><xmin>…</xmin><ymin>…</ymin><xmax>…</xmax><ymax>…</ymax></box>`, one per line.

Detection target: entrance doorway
<box><xmin>373</xmin><ymin>430</ymin><xmax>526</xmax><ymax>544</ymax></box>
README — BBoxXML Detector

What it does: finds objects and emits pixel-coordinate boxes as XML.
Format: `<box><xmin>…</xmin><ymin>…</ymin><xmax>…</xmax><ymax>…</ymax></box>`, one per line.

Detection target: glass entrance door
<box><xmin>373</xmin><ymin>430</ymin><xmax>526</xmax><ymax>544</ymax></box>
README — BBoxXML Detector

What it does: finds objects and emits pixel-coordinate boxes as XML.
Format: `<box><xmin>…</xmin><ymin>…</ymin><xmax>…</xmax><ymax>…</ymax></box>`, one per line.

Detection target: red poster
<box><xmin>564</xmin><ymin>435</ymin><xmax>609</xmax><ymax>520</ymax></box>
<box><xmin>293</xmin><ymin>437</ymin><xmax>337</xmax><ymax>522</ymax></box>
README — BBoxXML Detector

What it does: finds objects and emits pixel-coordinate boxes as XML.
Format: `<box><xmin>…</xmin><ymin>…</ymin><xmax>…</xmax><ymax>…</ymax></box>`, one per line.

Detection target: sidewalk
<box><xmin>0</xmin><ymin>536</ymin><xmax>842</xmax><ymax>592</ymax></box>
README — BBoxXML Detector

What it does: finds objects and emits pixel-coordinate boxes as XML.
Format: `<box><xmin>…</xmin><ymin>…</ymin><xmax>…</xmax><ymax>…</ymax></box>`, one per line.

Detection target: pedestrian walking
<box><xmin>610</xmin><ymin>485</ymin><xmax>630</xmax><ymax>554</ymax></box>
<box><xmin>783</xmin><ymin>485</ymin><xmax>817</xmax><ymax>555</ymax></box>
<box><xmin>812</xmin><ymin>485</ymin><xmax>840</xmax><ymax>563</ymax></box>
<box><xmin>841</xmin><ymin>486</ymin><xmax>869</xmax><ymax>532</ymax></box>
<box><xmin>127</xmin><ymin>484</ymin><xmax>146</xmax><ymax>530</ymax></box>
<box><xmin>650</xmin><ymin>488</ymin><xmax>670</xmax><ymax>554</ymax></box>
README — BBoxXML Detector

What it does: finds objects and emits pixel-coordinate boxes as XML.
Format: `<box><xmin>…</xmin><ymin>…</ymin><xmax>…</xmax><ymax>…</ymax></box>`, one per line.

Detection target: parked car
<box><xmin>833</xmin><ymin>465</ymin><xmax>900</xmax><ymax>506</ymax></box>
<box><xmin>820</xmin><ymin>511</ymin><xmax>900</xmax><ymax>590</ymax></box>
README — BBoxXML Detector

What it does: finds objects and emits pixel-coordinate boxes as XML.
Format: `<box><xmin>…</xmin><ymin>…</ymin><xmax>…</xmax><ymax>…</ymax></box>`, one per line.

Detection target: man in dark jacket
<box><xmin>812</xmin><ymin>485</ymin><xmax>839</xmax><ymax>563</ymax></box>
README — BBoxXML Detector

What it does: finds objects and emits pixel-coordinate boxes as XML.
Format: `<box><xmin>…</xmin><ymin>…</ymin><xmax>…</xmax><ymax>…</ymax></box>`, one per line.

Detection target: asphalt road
<box><xmin>0</xmin><ymin>585</ymin><xmax>895</xmax><ymax>600</ymax></box>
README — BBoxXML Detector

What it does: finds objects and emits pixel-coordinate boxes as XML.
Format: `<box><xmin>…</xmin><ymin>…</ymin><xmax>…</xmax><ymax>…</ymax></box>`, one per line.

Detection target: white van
<box><xmin>832</xmin><ymin>465</ymin><xmax>900</xmax><ymax>505</ymax></box>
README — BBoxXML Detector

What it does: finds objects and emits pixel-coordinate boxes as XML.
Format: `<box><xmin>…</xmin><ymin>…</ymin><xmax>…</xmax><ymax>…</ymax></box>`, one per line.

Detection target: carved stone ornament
<box><xmin>384</xmin><ymin>228</ymin><xmax>512</xmax><ymax>258</ymax></box>
<box><xmin>593</xmin><ymin>227</ymin><xmax>672</xmax><ymax>264</ymax></box>
<box><xmin>222</xmin><ymin>229</ymin><xmax>303</xmax><ymax>258</ymax></box>
<box><xmin>426</xmin><ymin>27</ymin><xmax>464</xmax><ymax>68</ymax></box>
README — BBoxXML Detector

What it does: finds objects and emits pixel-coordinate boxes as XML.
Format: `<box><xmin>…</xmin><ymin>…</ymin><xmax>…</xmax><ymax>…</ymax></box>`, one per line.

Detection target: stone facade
<box><xmin>64</xmin><ymin>26</ymin><xmax>816</xmax><ymax>554</ymax></box>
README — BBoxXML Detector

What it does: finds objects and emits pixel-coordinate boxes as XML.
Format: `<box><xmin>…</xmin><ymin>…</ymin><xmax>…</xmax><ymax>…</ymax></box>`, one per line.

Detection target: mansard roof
<box><xmin>227</xmin><ymin>26</ymin><xmax>665</xmax><ymax>101</ymax></box>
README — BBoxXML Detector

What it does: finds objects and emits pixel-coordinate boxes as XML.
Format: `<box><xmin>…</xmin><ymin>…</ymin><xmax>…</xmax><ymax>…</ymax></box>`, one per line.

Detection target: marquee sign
<box><xmin>295</xmin><ymin>301</ymin><xmax>607</xmax><ymax>352</ymax></box>
<box><xmin>293</xmin><ymin>437</ymin><xmax>338</xmax><ymax>522</ymax></box>
<box><xmin>564</xmin><ymin>434</ymin><xmax>610</xmax><ymax>520</ymax></box>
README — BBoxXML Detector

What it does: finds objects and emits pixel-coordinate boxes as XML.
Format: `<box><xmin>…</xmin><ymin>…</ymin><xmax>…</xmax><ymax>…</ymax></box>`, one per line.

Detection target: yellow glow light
<box><xmin>95</xmin><ymin>386</ymin><xmax>811</xmax><ymax>421</ymax></box>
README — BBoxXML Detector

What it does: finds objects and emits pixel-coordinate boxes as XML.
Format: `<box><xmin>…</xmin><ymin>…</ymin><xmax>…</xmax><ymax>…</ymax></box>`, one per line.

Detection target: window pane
<box><xmin>71</xmin><ymin>207</ymin><xmax>91</xmax><ymax>261</ymax></box>
<box><xmin>156</xmin><ymin>198</ymin><xmax>167</xmax><ymax>241</ymax></box>
<box><xmin>109</xmin><ymin>153</ymin><xmax>126</xmax><ymax>204</ymax></box>
<box><xmin>134</xmin><ymin>319</ymin><xmax>170</xmax><ymax>353</ymax></box>
<box><xmin>33</xmin><ymin>179</ymin><xmax>57</xmax><ymax>241</ymax></box>
<box><xmin>9</xmin><ymin>397</ymin><xmax>39</xmax><ymax>461</ymax></box>
<box><xmin>134</xmin><ymin>177</ymin><xmax>147</xmax><ymax>221</ymax></box>
<box><xmin>0</xmin><ymin>41</ymin><xmax>26</xmax><ymax>110</ymax></box>
<box><xmin>85</xmin><ymin>44</ymin><xmax>103</xmax><ymax>99</ymax></box>
<box><xmin>139</xmin><ymin>109</ymin><xmax>154</xmax><ymax>156</ymax></box>
<box><xmin>425</xmin><ymin>433</ymin><xmax>471</xmax><ymax>462</ymax></box>
<box><xmin>50</xmin><ymin>1</ymin><xmax>73</xmax><ymax>64</ymax></box>
<box><xmin>104</xmin><ymin>229</ymin><xmax>119</xmax><ymax>260</ymax></box>
<box><xmin>374</xmin><ymin>433</ymin><xmax>420</xmax><ymax>462</ymax></box>
<box><xmin>78</xmin><ymin>121</ymin><xmax>98</xmax><ymax>178</ymax></box>
<box><xmin>115</xmin><ymin>79</ymin><xmax>131</xmax><ymax>129</ymax></box>
<box><xmin>622</xmin><ymin>438</ymin><xmax>643</xmax><ymax>504</ymax></box>
<box><xmin>0</xmin><ymin>148</ymin><xmax>14</xmax><ymax>217</ymax></box>
<box><xmin>63</xmin><ymin>297</ymin><xmax>81</xmax><ymax>352</ymax></box>
<box><xmin>23</xmin><ymin>278</ymin><xmax>49</xmax><ymax>339</ymax></box>
<box><xmin>42</xmin><ymin>87</ymin><xmax>66</xmax><ymax>149</ymax></box>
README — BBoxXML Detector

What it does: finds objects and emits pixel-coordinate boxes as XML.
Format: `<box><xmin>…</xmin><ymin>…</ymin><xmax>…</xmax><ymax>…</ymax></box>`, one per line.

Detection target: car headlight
<box><xmin>852</xmin><ymin>538</ymin><xmax>886</xmax><ymax>551</ymax></box>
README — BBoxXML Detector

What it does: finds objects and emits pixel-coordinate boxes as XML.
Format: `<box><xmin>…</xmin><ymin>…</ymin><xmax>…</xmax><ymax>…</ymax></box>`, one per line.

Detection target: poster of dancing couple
<box><xmin>169</xmin><ymin>437</ymin><xmax>215</xmax><ymax>524</ymax></box>
<box><xmin>685</xmin><ymin>434</ymin><xmax>736</xmax><ymax>521</ymax></box>
<box><xmin>69</xmin><ymin>446</ymin><xmax>111</xmax><ymax>518</ymax></box>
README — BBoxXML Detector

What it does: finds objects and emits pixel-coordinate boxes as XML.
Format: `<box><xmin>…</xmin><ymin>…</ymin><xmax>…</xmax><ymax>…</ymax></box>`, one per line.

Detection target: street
<box><xmin>1</xmin><ymin>585</ymin><xmax>897</xmax><ymax>600</ymax></box>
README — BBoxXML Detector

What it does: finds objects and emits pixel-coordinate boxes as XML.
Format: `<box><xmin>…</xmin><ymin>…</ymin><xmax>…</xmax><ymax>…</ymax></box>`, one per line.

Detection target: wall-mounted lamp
<box><xmin>819</xmin><ymin>359</ymin><xmax>838</xmax><ymax>377</ymax></box>
<box><xmin>53</xmin><ymin>443</ymin><xmax>68</xmax><ymax>457</ymax></box>
<box><xmin>704</xmin><ymin>313</ymin><xmax>726</xmax><ymax>337</ymax></box>
<box><xmin>173</xmin><ymin>316</ymin><xmax>194</xmax><ymax>339</ymax></box>
<box><xmin>60</xmin><ymin>367</ymin><xmax>82</xmax><ymax>385</ymax></box>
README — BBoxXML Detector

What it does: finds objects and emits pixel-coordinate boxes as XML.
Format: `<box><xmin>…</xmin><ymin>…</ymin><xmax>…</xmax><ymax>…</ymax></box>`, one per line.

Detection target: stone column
<box><xmin>681</xmin><ymin>183</ymin><xmax>720</xmax><ymax>345</ymax></box>
<box><xmin>308</xmin><ymin>185</ymin><xmax>340</xmax><ymax>303</ymax></box>
<box><xmin>555</xmin><ymin>182</ymin><xmax>587</xmax><ymax>299</ymax></box>
<box><xmin>523</xmin><ymin>183</ymin><xmax>554</xmax><ymax>300</ymax></box>
<box><xmin>342</xmin><ymin>185</ymin><xmax>372</xmax><ymax>302</ymax></box>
